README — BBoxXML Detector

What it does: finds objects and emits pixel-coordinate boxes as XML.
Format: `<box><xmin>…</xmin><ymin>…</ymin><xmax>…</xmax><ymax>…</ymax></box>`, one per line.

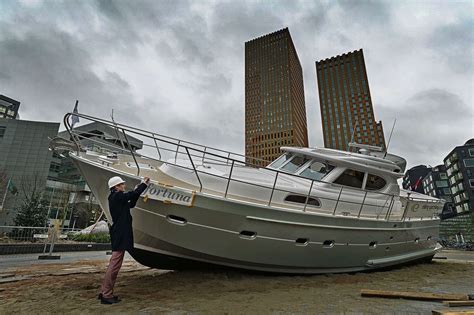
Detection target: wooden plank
<box><xmin>432</xmin><ymin>309</ymin><xmax>474</xmax><ymax>315</ymax></box>
<box><xmin>443</xmin><ymin>301</ymin><xmax>474</xmax><ymax>307</ymax></box>
<box><xmin>361</xmin><ymin>289</ymin><xmax>470</xmax><ymax>301</ymax></box>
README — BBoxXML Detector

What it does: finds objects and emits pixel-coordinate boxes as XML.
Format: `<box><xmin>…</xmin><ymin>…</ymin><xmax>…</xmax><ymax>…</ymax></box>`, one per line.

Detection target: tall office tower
<box><xmin>245</xmin><ymin>28</ymin><xmax>308</xmax><ymax>167</ymax></box>
<box><xmin>316</xmin><ymin>49</ymin><xmax>385</xmax><ymax>151</ymax></box>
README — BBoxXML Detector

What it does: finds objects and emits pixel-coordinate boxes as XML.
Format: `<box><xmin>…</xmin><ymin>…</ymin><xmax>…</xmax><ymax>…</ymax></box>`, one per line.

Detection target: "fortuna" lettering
<box><xmin>143</xmin><ymin>184</ymin><xmax>192</xmax><ymax>203</ymax></box>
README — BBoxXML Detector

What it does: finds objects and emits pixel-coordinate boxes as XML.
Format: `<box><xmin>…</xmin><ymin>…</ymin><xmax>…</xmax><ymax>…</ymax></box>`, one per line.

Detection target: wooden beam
<box><xmin>443</xmin><ymin>301</ymin><xmax>474</xmax><ymax>307</ymax></box>
<box><xmin>361</xmin><ymin>289</ymin><xmax>470</xmax><ymax>301</ymax></box>
<box><xmin>432</xmin><ymin>309</ymin><xmax>474</xmax><ymax>315</ymax></box>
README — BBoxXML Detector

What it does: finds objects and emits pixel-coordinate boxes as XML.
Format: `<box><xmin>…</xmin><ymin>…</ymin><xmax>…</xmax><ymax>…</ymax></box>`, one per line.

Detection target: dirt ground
<box><xmin>0</xmin><ymin>251</ymin><xmax>473</xmax><ymax>314</ymax></box>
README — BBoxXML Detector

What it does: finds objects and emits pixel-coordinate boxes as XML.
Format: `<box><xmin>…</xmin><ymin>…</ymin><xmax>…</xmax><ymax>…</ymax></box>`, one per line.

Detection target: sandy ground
<box><xmin>0</xmin><ymin>250</ymin><xmax>473</xmax><ymax>314</ymax></box>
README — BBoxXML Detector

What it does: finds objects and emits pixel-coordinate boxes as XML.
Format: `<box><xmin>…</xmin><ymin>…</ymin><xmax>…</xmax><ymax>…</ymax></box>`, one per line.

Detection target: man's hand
<box><xmin>143</xmin><ymin>177</ymin><xmax>150</xmax><ymax>185</ymax></box>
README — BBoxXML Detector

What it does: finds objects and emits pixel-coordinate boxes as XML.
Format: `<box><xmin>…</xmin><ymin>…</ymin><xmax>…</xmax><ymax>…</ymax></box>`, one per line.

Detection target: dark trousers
<box><xmin>100</xmin><ymin>250</ymin><xmax>125</xmax><ymax>298</ymax></box>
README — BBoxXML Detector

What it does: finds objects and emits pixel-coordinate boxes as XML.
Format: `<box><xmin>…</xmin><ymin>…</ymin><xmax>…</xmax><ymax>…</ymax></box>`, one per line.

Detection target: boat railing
<box><xmin>63</xmin><ymin>113</ymin><xmax>443</xmax><ymax>222</ymax></box>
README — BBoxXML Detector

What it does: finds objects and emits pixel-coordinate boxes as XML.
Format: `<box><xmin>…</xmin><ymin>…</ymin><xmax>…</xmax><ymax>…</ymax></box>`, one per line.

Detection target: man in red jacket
<box><xmin>99</xmin><ymin>175</ymin><xmax>149</xmax><ymax>305</ymax></box>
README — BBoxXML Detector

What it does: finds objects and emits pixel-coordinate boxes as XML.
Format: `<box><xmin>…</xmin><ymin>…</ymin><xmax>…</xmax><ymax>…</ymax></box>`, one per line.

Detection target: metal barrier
<box><xmin>0</xmin><ymin>226</ymin><xmax>86</xmax><ymax>256</ymax></box>
<box><xmin>62</xmin><ymin>112</ymin><xmax>444</xmax><ymax>222</ymax></box>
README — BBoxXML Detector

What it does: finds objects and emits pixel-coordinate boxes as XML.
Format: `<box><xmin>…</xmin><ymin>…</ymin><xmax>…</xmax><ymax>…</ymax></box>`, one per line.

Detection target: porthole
<box><xmin>239</xmin><ymin>231</ymin><xmax>257</xmax><ymax>240</ymax></box>
<box><xmin>414</xmin><ymin>238</ymin><xmax>420</xmax><ymax>244</ymax></box>
<box><xmin>166</xmin><ymin>215</ymin><xmax>187</xmax><ymax>225</ymax></box>
<box><xmin>295</xmin><ymin>238</ymin><xmax>309</xmax><ymax>246</ymax></box>
<box><xmin>393</xmin><ymin>224</ymin><xmax>398</xmax><ymax>228</ymax></box>
<box><xmin>427</xmin><ymin>236</ymin><xmax>432</xmax><ymax>241</ymax></box>
<box><xmin>284</xmin><ymin>195</ymin><xmax>321</xmax><ymax>207</ymax></box>
<box><xmin>323</xmin><ymin>240</ymin><xmax>335</xmax><ymax>248</ymax></box>
<box><xmin>389</xmin><ymin>236</ymin><xmax>394</xmax><ymax>240</ymax></box>
<box><xmin>369</xmin><ymin>242</ymin><xmax>377</xmax><ymax>249</ymax></box>
<box><xmin>385</xmin><ymin>247</ymin><xmax>390</xmax><ymax>251</ymax></box>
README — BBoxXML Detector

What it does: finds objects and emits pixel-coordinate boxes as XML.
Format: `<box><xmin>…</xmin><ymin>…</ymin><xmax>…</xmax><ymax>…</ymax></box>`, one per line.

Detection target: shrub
<box><xmin>70</xmin><ymin>232</ymin><xmax>110</xmax><ymax>243</ymax></box>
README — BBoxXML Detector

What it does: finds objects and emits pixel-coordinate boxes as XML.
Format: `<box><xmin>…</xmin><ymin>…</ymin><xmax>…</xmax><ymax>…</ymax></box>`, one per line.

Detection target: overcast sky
<box><xmin>0</xmin><ymin>0</ymin><xmax>472</xmax><ymax>169</ymax></box>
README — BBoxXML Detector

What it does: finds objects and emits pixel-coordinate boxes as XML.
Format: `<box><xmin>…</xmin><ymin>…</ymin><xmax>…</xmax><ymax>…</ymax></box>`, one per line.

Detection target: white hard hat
<box><xmin>108</xmin><ymin>176</ymin><xmax>125</xmax><ymax>188</ymax></box>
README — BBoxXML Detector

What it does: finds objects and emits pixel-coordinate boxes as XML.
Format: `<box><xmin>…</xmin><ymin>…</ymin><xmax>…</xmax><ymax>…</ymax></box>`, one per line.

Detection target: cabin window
<box><xmin>334</xmin><ymin>169</ymin><xmax>365</xmax><ymax>189</ymax></box>
<box><xmin>365</xmin><ymin>174</ymin><xmax>386</xmax><ymax>190</ymax></box>
<box><xmin>269</xmin><ymin>153</ymin><xmax>292</xmax><ymax>169</ymax></box>
<box><xmin>299</xmin><ymin>161</ymin><xmax>334</xmax><ymax>181</ymax></box>
<box><xmin>281</xmin><ymin>156</ymin><xmax>310</xmax><ymax>173</ymax></box>
<box><xmin>285</xmin><ymin>195</ymin><xmax>321</xmax><ymax>207</ymax></box>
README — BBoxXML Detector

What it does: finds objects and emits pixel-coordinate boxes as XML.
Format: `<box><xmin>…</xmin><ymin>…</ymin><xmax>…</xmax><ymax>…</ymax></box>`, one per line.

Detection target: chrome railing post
<box><xmin>202</xmin><ymin>147</ymin><xmax>207</xmax><ymax>164</ymax></box>
<box><xmin>385</xmin><ymin>195</ymin><xmax>395</xmax><ymax>220</ymax></box>
<box><xmin>174</xmin><ymin>140</ymin><xmax>181</xmax><ymax>163</ymax></box>
<box><xmin>121</xmin><ymin>128</ymin><xmax>140</xmax><ymax>176</ymax></box>
<box><xmin>185</xmin><ymin>147</ymin><xmax>203</xmax><ymax>192</ymax></box>
<box><xmin>333</xmin><ymin>186</ymin><xmax>343</xmax><ymax>215</ymax></box>
<box><xmin>303</xmin><ymin>180</ymin><xmax>314</xmax><ymax>212</ymax></box>
<box><xmin>357</xmin><ymin>191</ymin><xmax>368</xmax><ymax>218</ymax></box>
<box><xmin>224</xmin><ymin>160</ymin><xmax>235</xmax><ymax>198</ymax></box>
<box><xmin>63</xmin><ymin>113</ymin><xmax>81</xmax><ymax>154</ymax></box>
<box><xmin>268</xmin><ymin>172</ymin><xmax>279</xmax><ymax>206</ymax></box>
<box><xmin>151</xmin><ymin>133</ymin><xmax>162</xmax><ymax>160</ymax></box>
<box><xmin>401</xmin><ymin>193</ymin><xmax>410</xmax><ymax>222</ymax></box>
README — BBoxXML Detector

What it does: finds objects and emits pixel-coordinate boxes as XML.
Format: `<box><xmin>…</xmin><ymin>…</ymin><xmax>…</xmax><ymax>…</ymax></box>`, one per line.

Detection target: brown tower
<box><xmin>245</xmin><ymin>28</ymin><xmax>308</xmax><ymax>167</ymax></box>
<box><xmin>316</xmin><ymin>49</ymin><xmax>385</xmax><ymax>151</ymax></box>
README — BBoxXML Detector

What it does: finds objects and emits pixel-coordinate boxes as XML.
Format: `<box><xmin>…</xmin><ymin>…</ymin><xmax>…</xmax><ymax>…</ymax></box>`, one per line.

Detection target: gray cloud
<box><xmin>0</xmin><ymin>0</ymin><xmax>472</xmax><ymax>169</ymax></box>
<box><xmin>379</xmin><ymin>88</ymin><xmax>473</xmax><ymax>168</ymax></box>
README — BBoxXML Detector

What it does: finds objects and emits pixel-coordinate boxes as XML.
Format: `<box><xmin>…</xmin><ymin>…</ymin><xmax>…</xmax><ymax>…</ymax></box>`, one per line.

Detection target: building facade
<box><xmin>245</xmin><ymin>28</ymin><xmax>308</xmax><ymax>166</ymax></box>
<box><xmin>0</xmin><ymin>94</ymin><xmax>20</xmax><ymax>119</ymax></box>
<box><xmin>421</xmin><ymin>164</ymin><xmax>454</xmax><ymax>219</ymax></box>
<box><xmin>0</xmin><ymin>118</ymin><xmax>59</xmax><ymax>225</ymax></box>
<box><xmin>402</xmin><ymin>165</ymin><xmax>432</xmax><ymax>194</ymax></box>
<box><xmin>443</xmin><ymin>139</ymin><xmax>474</xmax><ymax>215</ymax></box>
<box><xmin>316</xmin><ymin>49</ymin><xmax>385</xmax><ymax>151</ymax></box>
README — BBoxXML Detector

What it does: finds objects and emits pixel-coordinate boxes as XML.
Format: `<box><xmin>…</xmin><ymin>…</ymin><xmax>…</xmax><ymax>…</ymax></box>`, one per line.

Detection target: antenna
<box><xmin>348</xmin><ymin>120</ymin><xmax>359</xmax><ymax>152</ymax></box>
<box><xmin>383</xmin><ymin>118</ymin><xmax>397</xmax><ymax>158</ymax></box>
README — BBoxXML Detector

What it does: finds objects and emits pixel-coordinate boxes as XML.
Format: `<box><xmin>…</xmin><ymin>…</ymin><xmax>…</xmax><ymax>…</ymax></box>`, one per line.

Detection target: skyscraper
<box><xmin>316</xmin><ymin>49</ymin><xmax>385</xmax><ymax>151</ymax></box>
<box><xmin>245</xmin><ymin>28</ymin><xmax>308</xmax><ymax>167</ymax></box>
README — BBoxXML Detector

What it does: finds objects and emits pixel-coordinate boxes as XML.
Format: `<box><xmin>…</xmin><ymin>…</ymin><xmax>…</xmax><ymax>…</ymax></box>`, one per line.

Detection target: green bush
<box><xmin>70</xmin><ymin>232</ymin><xmax>110</xmax><ymax>243</ymax></box>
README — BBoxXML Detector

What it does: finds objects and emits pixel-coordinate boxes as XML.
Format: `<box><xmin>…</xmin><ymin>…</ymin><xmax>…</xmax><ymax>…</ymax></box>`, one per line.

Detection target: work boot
<box><xmin>98</xmin><ymin>293</ymin><xmax>121</xmax><ymax>302</ymax></box>
<box><xmin>100</xmin><ymin>295</ymin><xmax>120</xmax><ymax>304</ymax></box>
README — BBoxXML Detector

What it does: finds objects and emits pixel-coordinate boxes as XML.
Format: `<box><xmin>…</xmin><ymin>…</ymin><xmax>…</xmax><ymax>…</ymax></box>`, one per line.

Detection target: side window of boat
<box><xmin>281</xmin><ymin>156</ymin><xmax>310</xmax><ymax>173</ymax></box>
<box><xmin>285</xmin><ymin>194</ymin><xmax>321</xmax><ymax>207</ymax></box>
<box><xmin>299</xmin><ymin>162</ymin><xmax>335</xmax><ymax>181</ymax></box>
<box><xmin>365</xmin><ymin>174</ymin><xmax>386</xmax><ymax>190</ymax></box>
<box><xmin>334</xmin><ymin>169</ymin><xmax>365</xmax><ymax>189</ymax></box>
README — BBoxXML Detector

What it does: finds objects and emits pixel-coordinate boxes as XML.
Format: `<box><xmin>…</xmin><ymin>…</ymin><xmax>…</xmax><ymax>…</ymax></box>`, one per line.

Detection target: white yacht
<box><xmin>57</xmin><ymin>113</ymin><xmax>444</xmax><ymax>274</ymax></box>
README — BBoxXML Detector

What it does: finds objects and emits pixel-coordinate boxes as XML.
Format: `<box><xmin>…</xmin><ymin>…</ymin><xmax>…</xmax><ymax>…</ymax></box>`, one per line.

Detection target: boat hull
<box><xmin>72</xmin><ymin>154</ymin><xmax>441</xmax><ymax>274</ymax></box>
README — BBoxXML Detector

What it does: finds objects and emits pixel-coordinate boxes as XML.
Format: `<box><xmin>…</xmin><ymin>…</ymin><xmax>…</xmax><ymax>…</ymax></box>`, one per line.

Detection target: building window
<box><xmin>464</xmin><ymin>158</ymin><xmax>474</xmax><ymax>167</ymax></box>
<box><xmin>439</xmin><ymin>173</ymin><xmax>447</xmax><ymax>180</ymax></box>
<box><xmin>469</xmin><ymin>148</ymin><xmax>474</xmax><ymax>157</ymax></box>
<box><xmin>470</xmin><ymin>179</ymin><xmax>474</xmax><ymax>188</ymax></box>
<box><xmin>435</xmin><ymin>180</ymin><xmax>449</xmax><ymax>188</ymax></box>
<box><xmin>443</xmin><ymin>188</ymin><xmax>451</xmax><ymax>195</ymax></box>
<box><xmin>0</xmin><ymin>126</ymin><xmax>6</xmax><ymax>138</ymax></box>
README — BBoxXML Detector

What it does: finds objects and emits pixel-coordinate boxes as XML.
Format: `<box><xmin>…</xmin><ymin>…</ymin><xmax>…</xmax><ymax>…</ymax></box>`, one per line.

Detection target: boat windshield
<box><xmin>298</xmin><ymin>161</ymin><xmax>334</xmax><ymax>181</ymax></box>
<box><xmin>281</xmin><ymin>156</ymin><xmax>310</xmax><ymax>173</ymax></box>
<box><xmin>268</xmin><ymin>153</ymin><xmax>292</xmax><ymax>169</ymax></box>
